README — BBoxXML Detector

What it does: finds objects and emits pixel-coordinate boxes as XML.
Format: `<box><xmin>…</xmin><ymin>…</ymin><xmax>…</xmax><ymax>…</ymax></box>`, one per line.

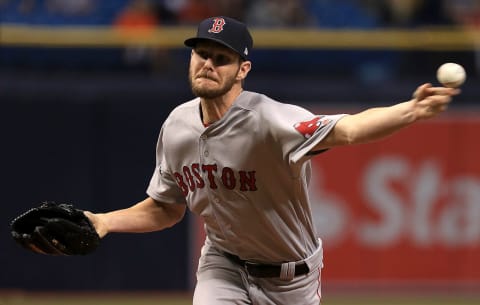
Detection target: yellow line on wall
<box><xmin>0</xmin><ymin>24</ymin><xmax>478</xmax><ymax>50</ymax></box>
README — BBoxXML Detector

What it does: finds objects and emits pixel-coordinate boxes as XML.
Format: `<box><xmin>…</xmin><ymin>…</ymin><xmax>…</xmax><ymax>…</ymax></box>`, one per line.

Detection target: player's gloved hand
<box><xmin>10</xmin><ymin>202</ymin><xmax>100</xmax><ymax>255</ymax></box>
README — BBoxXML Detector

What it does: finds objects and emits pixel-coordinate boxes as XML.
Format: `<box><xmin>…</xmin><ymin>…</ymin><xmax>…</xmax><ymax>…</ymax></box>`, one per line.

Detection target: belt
<box><xmin>223</xmin><ymin>251</ymin><xmax>310</xmax><ymax>278</ymax></box>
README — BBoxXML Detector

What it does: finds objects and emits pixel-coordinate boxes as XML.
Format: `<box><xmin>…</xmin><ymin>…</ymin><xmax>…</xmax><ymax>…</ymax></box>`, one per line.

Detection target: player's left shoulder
<box><xmin>234</xmin><ymin>91</ymin><xmax>266</xmax><ymax>111</ymax></box>
<box><xmin>237</xmin><ymin>91</ymin><xmax>310</xmax><ymax>116</ymax></box>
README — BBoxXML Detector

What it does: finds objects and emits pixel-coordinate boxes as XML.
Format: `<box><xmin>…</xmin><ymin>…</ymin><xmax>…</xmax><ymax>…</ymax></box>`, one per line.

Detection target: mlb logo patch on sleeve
<box><xmin>294</xmin><ymin>116</ymin><xmax>332</xmax><ymax>138</ymax></box>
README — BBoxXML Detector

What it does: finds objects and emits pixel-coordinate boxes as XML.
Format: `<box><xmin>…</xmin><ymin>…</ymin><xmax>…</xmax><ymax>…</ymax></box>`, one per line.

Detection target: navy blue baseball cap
<box><xmin>184</xmin><ymin>16</ymin><xmax>253</xmax><ymax>60</ymax></box>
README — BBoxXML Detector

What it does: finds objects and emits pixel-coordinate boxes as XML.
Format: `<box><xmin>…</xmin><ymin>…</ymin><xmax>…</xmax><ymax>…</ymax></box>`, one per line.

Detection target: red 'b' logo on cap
<box><xmin>208</xmin><ymin>17</ymin><xmax>226</xmax><ymax>33</ymax></box>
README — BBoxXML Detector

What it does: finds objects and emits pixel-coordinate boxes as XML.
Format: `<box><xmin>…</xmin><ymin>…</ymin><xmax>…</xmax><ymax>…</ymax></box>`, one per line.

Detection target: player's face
<box><xmin>189</xmin><ymin>42</ymin><xmax>244</xmax><ymax>99</ymax></box>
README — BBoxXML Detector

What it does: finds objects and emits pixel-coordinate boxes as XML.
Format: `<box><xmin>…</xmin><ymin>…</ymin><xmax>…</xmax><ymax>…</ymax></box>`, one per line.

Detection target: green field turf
<box><xmin>1</xmin><ymin>292</ymin><xmax>479</xmax><ymax>305</ymax></box>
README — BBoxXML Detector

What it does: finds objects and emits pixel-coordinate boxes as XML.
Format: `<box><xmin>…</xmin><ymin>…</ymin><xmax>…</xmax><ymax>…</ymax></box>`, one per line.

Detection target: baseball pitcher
<box><xmin>84</xmin><ymin>16</ymin><xmax>459</xmax><ymax>305</ymax></box>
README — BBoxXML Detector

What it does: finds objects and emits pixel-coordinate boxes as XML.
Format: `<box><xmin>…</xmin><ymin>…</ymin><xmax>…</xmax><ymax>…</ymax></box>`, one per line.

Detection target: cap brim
<box><xmin>184</xmin><ymin>37</ymin><xmax>247</xmax><ymax>60</ymax></box>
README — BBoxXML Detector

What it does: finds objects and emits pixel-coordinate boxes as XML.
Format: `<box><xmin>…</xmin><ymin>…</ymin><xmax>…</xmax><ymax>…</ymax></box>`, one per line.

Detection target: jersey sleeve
<box><xmin>146</xmin><ymin>125</ymin><xmax>187</xmax><ymax>205</ymax></box>
<box><xmin>289</xmin><ymin>114</ymin><xmax>346</xmax><ymax>164</ymax></box>
<box><xmin>262</xmin><ymin>98</ymin><xmax>346</xmax><ymax>167</ymax></box>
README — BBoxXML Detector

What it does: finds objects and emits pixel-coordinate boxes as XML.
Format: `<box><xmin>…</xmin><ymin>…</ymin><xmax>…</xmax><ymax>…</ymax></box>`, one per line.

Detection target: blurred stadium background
<box><xmin>1</xmin><ymin>0</ymin><xmax>480</xmax><ymax>304</ymax></box>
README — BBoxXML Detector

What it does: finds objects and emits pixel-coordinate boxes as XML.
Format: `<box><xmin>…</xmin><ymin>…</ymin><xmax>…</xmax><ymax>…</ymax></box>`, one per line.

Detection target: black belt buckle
<box><xmin>245</xmin><ymin>262</ymin><xmax>280</xmax><ymax>278</ymax></box>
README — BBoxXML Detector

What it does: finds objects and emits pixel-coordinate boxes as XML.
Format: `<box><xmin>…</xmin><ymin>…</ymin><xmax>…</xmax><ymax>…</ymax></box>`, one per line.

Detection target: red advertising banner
<box><xmin>311</xmin><ymin>117</ymin><xmax>480</xmax><ymax>281</ymax></box>
<box><xmin>190</xmin><ymin>116</ymin><xmax>480</xmax><ymax>283</ymax></box>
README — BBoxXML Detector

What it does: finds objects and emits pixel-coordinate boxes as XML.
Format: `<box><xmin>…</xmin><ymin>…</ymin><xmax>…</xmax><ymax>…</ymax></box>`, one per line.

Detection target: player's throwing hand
<box><xmin>412</xmin><ymin>83</ymin><xmax>460</xmax><ymax>119</ymax></box>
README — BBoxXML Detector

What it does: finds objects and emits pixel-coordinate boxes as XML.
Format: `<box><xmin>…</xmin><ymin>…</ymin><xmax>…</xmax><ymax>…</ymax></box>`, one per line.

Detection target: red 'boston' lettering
<box><xmin>174</xmin><ymin>172</ymin><xmax>189</xmax><ymax>196</ymax></box>
<box><xmin>183</xmin><ymin>166</ymin><xmax>195</xmax><ymax>191</ymax></box>
<box><xmin>202</xmin><ymin>164</ymin><xmax>218</xmax><ymax>189</ymax></box>
<box><xmin>239</xmin><ymin>171</ymin><xmax>257</xmax><ymax>191</ymax></box>
<box><xmin>221</xmin><ymin>167</ymin><xmax>236</xmax><ymax>190</ymax></box>
<box><xmin>173</xmin><ymin>164</ymin><xmax>257</xmax><ymax>196</ymax></box>
<box><xmin>191</xmin><ymin>163</ymin><xmax>205</xmax><ymax>188</ymax></box>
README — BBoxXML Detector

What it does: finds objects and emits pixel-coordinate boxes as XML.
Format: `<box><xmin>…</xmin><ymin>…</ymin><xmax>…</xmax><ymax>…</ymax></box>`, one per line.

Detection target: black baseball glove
<box><xmin>10</xmin><ymin>202</ymin><xmax>100</xmax><ymax>255</ymax></box>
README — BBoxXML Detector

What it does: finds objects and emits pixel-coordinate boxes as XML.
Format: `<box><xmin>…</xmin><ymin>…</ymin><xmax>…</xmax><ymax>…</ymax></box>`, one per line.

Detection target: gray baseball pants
<box><xmin>193</xmin><ymin>238</ymin><xmax>324</xmax><ymax>305</ymax></box>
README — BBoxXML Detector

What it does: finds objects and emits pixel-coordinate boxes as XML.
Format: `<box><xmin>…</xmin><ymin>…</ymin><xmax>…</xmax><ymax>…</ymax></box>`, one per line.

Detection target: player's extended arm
<box><xmin>314</xmin><ymin>83</ymin><xmax>460</xmax><ymax>150</ymax></box>
<box><xmin>84</xmin><ymin>197</ymin><xmax>186</xmax><ymax>238</ymax></box>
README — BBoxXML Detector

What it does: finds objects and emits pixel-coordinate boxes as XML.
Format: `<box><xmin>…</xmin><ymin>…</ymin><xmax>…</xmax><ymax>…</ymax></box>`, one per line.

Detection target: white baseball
<box><xmin>436</xmin><ymin>62</ymin><xmax>466</xmax><ymax>88</ymax></box>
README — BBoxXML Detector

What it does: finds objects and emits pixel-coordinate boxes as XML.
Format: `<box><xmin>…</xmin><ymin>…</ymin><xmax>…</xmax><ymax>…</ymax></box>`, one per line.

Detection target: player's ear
<box><xmin>237</xmin><ymin>60</ymin><xmax>251</xmax><ymax>81</ymax></box>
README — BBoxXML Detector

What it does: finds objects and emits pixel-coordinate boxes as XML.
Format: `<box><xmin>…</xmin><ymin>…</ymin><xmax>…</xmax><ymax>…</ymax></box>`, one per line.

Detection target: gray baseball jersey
<box><xmin>147</xmin><ymin>90</ymin><xmax>344</xmax><ymax>263</ymax></box>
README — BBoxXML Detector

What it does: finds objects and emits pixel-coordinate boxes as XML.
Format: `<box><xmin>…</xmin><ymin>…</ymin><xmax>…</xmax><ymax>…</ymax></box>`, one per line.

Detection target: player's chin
<box><xmin>192</xmin><ymin>86</ymin><xmax>226</xmax><ymax>99</ymax></box>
